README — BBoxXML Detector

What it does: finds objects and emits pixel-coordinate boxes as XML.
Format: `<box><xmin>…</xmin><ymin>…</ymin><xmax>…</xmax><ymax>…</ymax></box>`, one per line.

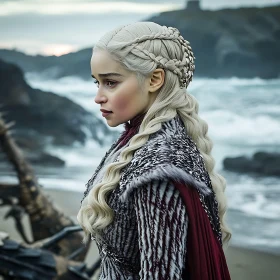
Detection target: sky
<box><xmin>0</xmin><ymin>0</ymin><xmax>279</xmax><ymax>56</ymax></box>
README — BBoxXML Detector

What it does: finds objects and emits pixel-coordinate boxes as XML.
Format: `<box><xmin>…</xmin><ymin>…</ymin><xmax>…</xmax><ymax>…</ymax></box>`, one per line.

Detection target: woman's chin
<box><xmin>106</xmin><ymin>120</ymin><xmax>120</xmax><ymax>127</ymax></box>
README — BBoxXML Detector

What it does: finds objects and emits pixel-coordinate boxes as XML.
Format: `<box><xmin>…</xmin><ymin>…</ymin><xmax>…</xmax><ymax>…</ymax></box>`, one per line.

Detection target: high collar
<box><xmin>117</xmin><ymin>112</ymin><xmax>147</xmax><ymax>148</ymax></box>
<box><xmin>124</xmin><ymin>112</ymin><xmax>146</xmax><ymax>130</ymax></box>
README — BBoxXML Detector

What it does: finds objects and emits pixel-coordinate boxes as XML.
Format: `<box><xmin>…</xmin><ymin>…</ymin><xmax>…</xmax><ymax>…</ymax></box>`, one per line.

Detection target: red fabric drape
<box><xmin>172</xmin><ymin>180</ymin><xmax>231</xmax><ymax>280</ymax></box>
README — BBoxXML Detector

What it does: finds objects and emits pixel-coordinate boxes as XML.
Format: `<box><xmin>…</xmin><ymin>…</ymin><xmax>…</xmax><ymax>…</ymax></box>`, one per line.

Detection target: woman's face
<box><xmin>90</xmin><ymin>50</ymin><xmax>157</xmax><ymax>127</ymax></box>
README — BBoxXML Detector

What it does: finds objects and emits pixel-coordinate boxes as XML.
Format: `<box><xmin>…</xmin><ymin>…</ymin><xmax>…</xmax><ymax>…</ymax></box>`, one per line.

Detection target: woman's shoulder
<box><xmin>131</xmin><ymin>115</ymin><xmax>190</xmax><ymax>161</ymax></box>
<box><xmin>149</xmin><ymin>115</ymin><xmax>187</xmax><ymax>142</ymax></box>
<box><xmin>118</xmin><ymin>115</ymin><xmax>212</xmax><ymax>203</ymax></box>
<box><xmin>129</xmin><ymin>115</ymin><xmax>202</xmax><ymax>171</ymax></box>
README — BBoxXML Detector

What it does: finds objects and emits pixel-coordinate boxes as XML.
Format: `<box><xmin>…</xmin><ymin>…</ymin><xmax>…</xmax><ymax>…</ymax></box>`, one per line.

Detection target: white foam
<box><xmin>49</xmin><ymin>139</ymin><xmax>109</xmax><ymax>167</ymax></box>
<box><xmin>38</xmin><ymin>177</ymin><xmax>85</xmax><ymax>193</ymax></box>
<box><xmin>239</xmin><ymin>193</ymin><xmax>280</xmax><ymax>219</ymax></box>
<box><xmin>203</xmin><ymin>110</ymin><xmax>280</xmax><ymax>146</ymax></box>
<box><xmin>231</xmin><ymin>234</ymin><xmax>280</xmax><ymax>249</ymax></box>
<box><xmin>25</xmin><ymin>73</ymin><xmax>98</xmax><ymax>111</ymax></box>
<box><xmin>189</xmin><ymin>76</ymin><xmax>280</xmax><ymax>89</ymax></box>
<box><xmin>227</xmin><ymin>176</ymin><xmax>280</xmax><ymax>220</ymax></box>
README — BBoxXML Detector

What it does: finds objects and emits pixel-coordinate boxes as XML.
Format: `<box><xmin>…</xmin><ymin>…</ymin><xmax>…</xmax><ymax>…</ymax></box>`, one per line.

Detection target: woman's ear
<box><xmin>149</xmin><ymin>68</ymin><xmax>165</xmax><ymax>93</ymax></box>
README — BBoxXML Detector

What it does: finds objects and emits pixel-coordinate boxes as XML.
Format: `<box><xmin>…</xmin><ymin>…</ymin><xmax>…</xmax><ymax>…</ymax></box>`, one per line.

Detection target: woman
<box><xmin>77</xmin><ymin>21</ymin><xmax>231</xmax><ymax>279</ymax></box>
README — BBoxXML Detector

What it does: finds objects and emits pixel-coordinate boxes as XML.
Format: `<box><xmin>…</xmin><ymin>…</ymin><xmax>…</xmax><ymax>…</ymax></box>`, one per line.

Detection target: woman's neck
<box><xmin>126</xmin><ymin>111</ymin><xmax>146</xmax><ymax>128</ymax></box>
<box><xmin>117</xmin><ymin>112</ymin><xmax>147</xmax><ymax>148</ymax></box>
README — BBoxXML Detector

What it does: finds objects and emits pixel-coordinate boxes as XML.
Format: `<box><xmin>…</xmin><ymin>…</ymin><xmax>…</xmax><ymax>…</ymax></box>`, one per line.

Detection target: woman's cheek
<box><xmin>113</xmin><ymin>95</ymin><xmax>132</xmax><ymax>111</ymax></box>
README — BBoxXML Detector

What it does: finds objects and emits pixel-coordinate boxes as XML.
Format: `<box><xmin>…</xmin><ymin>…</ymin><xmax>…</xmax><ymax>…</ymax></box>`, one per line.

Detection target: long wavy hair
<box><xmin>77</xmin><ymin>21</ymin><xmax>232</xmax><ymax>247</ymax></box>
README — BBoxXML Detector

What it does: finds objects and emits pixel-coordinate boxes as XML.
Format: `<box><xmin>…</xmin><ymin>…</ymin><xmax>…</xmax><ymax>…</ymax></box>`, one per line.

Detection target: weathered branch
<box><xmin>0</xmin><ymin>183</ymin><xmax>20</xmax><ymax>200</ymax></box>
<box><xmin>0</xmin><ymin>235</ymin><xmax>93</xmax><ymax>280</ymax></box>
<box><xmin>0</xmin><ymin>114</ymin><xmax>89</xmax><ymax>261</ymax></box>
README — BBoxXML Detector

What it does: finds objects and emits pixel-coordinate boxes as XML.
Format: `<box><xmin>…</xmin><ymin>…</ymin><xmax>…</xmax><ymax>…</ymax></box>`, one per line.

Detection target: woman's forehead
<box><xmin>90</xmin><ymin>50</ymin><xmax>125</xmax><ymax>75</ymax></box>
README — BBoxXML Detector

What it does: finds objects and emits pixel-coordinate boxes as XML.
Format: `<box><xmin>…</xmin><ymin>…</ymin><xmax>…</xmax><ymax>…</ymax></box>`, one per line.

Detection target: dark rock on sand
<box><xmin>223</xmin><ymin>151</ymin><xmax>280</xmax><ymax>177</ymax></box>
<box><xmin>26</xmin><ymin>152</ymin><xmax>65</xmax><ymax>167</ymax></box>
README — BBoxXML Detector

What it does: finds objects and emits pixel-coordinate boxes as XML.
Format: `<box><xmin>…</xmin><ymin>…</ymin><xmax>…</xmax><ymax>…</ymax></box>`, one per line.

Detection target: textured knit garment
<box><xmin>134</xmin><ymin>180</ymin><xmax>188</xmax><ymax>280</ymax></box>
<box><xmin>82</xmin><ymin>114</ymin><xmax>230</xmax><ymax>279</ymax></box>
<box><xmin>96</xmin><ymin>180</ymin><xmax>188</xmax><ymax>279</ymax></box>
<box><xmin>84</xmin><ymin>114</ymin><xmax>189</xmax><ymax>279</ymax></box>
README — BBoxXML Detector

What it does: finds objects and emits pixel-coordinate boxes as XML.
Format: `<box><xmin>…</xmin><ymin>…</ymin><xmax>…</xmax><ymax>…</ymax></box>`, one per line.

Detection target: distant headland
<box><xmin>0</xmin><ymin>3</ymin><xmax>279</xmax><ymax>79</ymax></box>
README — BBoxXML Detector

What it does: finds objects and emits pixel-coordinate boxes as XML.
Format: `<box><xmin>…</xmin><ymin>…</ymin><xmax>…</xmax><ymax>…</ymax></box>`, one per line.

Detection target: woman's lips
<box><xmin>102</xmin><ymin>112</ymin><xmax>112</xmax><ymax>117</ymax></box>
<box><xmin>100</xmin><ymin>109</ymin><xmax>112</xmax><ymax>117</ymax></box>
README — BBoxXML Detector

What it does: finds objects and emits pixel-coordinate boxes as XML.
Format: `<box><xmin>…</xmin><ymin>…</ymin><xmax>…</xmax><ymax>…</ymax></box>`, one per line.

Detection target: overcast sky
<box><xmin>0</xmin><ymin>0</ymin><xmax>279</xmax><ymax>55</ymax></box>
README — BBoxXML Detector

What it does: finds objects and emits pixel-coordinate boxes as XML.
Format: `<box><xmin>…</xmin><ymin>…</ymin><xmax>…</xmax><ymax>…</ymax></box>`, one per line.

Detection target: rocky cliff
<box><xmin>0</xmin><ymin>5</ymin><xmax>279</xmax><ymax>79</ymax></box>
<box><xmin>147</xmin><ymin>5</ymin><xmax>280</xmax><ymax>79</ymax></box>
<box><xmin>0</xmin><ymin>59</ymin><xmax>115</xmax><ymax>154</ymax></box>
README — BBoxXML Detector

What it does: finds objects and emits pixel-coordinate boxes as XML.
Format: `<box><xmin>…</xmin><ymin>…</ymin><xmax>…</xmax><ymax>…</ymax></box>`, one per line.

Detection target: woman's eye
<box><xmin>93</xmin><ymin>79</ymin><xmax>117</xmax><ymax>88</ymax></box>
<box><xmin>93</xmin><ymin>79</ymin><xmax>100</xmax><ymax>87</ymax></box>
<box><xmin>106</xmin><ymin>80</ymin><xmax>117</xmax><ymax>88</ymax></box>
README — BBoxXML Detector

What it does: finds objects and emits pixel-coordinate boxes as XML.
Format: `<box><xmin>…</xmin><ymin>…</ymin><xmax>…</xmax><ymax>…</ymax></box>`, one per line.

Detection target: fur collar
<box><xmin>118</xmin><ymin>115</ymin><xmax>214</xmax><ymax>201</ymax></box>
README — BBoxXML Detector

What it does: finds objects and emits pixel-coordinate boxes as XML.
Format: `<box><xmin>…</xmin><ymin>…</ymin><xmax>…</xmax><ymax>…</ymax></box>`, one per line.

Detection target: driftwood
<box><xmin>0</xmin><ymin>228</ymin><xmax>95</xmax><ymax>280</ymax></box>
<box><xmin>0</xmin><ymin>112</ymin><xmax>100</xmax><ymax>279</ymax></box>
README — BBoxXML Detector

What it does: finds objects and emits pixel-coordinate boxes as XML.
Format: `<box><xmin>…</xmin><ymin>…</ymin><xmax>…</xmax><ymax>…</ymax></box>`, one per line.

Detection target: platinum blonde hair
<box><xmin>77</xmin><ymin>21</ymin><xmax>232</xmax><ymax>247</ymax></box>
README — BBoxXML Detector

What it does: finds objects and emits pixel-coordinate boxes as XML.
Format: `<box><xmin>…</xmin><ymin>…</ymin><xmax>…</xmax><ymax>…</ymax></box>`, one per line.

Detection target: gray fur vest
<box><xmin>82</xmin><ymin>115</ymin><xmax>222</xmax><ymax>245</ymax></box>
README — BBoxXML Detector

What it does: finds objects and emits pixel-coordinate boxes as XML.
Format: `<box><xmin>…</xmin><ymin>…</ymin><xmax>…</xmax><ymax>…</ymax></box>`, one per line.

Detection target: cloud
<box><xmin>0</xmin><ymin>0</ymin><xmax>279</xmax><ymax>16</ymax></box>
<box><xmin>0</xmin><ymin>11</ymin><xmax>150</xmax><ymax>54</ymax></box>
<box><xmin>0</xmin><ymin>1</ymin><xmax>182</xmax><ymax>15</ymax></box>
<box><xmin>1</xmin><ymin>0</ymin><xmax>279</xmax><ymax>55</ymax></box>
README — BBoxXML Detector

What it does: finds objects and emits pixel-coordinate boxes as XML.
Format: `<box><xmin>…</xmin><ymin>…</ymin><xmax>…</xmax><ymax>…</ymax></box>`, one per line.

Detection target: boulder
<box><xmin>223</xmin><ymin>151</ymin><xmax>280</xmax><ymax>177</ymax></box>
<box><xmin>26</xmin><ymin>152</ymin><xmax>65</xmax><ymax>167</ymax></box>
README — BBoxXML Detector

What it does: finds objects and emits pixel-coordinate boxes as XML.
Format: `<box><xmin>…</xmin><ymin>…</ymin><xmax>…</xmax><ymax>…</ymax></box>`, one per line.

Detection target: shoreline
<box><xmin>1</xmin><ymin>188</ymin><xmax>280</xmax><ymax>279</ymax></box>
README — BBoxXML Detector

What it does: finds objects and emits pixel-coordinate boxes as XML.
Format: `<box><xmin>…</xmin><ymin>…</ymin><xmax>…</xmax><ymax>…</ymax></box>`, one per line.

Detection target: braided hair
<box><xmin>77</xmin><ymin>22</ymin><xmax>231</xmax><ymax>247</ymax></box>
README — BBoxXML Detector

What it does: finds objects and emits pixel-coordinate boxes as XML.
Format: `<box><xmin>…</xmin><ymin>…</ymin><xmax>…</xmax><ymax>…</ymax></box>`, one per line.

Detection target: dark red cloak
<box><xmin>172</xmin><ymin>180</ymin><xmax>231</xmax><ymax>280</ymax></box>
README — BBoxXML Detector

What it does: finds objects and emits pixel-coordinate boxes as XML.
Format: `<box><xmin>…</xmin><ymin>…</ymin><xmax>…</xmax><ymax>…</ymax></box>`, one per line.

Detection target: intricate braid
<box><xmin>120</xmin><ymin>26</ymin><xmax>195</xmax><ymax>88</ymax></box>
<box><xmin>119</xmin><ymin>26</ymin><xmax>176</xmax><ymax>46</ymax></box>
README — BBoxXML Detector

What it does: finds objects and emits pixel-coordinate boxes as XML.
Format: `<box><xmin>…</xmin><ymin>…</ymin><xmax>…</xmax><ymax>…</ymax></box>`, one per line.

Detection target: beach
<box><xmin>1</xmin><ymin>188</ymin><xmax>280</xmax><ymax>280</ymax></box>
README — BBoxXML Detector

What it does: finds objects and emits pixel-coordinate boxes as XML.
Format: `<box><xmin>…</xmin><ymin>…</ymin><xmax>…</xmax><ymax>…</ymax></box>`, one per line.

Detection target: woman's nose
<box><xmin>94</xmin><ymin>88</ymin><xmax>107</xmax><ymax>104</ymax></box>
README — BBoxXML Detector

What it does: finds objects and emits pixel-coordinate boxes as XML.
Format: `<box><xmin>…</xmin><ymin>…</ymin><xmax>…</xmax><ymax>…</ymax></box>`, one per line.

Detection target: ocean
<box><xmin>2</xmin><ymin>73</ymin><xmax>280</xmax><ymax>255</ymax></box>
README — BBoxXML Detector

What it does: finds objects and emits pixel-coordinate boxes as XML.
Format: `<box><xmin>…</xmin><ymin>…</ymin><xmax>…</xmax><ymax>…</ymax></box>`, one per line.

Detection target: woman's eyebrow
<box><xmin>91</xmin><ymin>73</ymin><xmax>123</xmax><ymax>79</ymax></box>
